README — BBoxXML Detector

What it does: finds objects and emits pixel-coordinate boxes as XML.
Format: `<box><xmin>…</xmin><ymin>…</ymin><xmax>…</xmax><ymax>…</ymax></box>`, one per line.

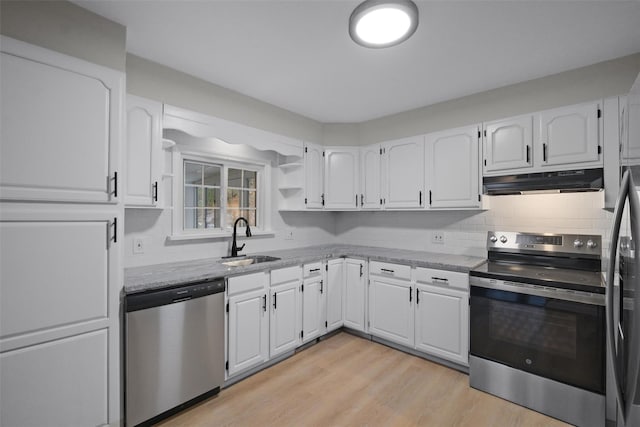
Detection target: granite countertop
<box><xmin>124</xmin><ymin>244</ymin><xmax>486</xmax><ymax>294</ymax></box>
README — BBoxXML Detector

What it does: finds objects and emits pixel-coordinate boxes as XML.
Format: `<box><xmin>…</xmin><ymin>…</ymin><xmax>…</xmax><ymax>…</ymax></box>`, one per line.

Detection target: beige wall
<box><xmin>0</xmin><ymin>0</ymin><xmax>126</xmax><ymax>71</ymax></box>
<box><xmin>359</xmin><ymin>53</ymin><xmax>640</xmax><ymax>144</ymax></box>
<box><xmin>126</xmin><ymin>54</ymin><xmax>324</xmax><ymax>144</ymax></box>
<box><xmin>322</xmin><ymin>123</ymin><xmax>361</xmax><ymax>146</ymax></box>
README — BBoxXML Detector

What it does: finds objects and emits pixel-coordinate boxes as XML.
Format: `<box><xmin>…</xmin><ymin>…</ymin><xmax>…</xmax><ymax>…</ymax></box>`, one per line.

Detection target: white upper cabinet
<box><xmin>538</xmin><ymin>101</ymin><xmax>601</xmax><ymax>167</ymax></box>
<box><xmin>483</xmin><ymin>114</ymin><xmax>533</xmax><ymax>174</ymax></box>
<box><xmin>382</xmin><ymin>136</ymin><xmax>424</xmax><ymax>209</ymax></box>
<box><xmin>304</xmin><ymin>142</ymin><xmax>324</xmax><ymax>209</ymax></box>
<box><xmin>360</xmin><ymin>144</ymin><xmax>382</xmax><ymax>210</ymax></box>
<box><xmin>0</xmin><ymin>36</ymin><xmax>123</xmax><ymax>204</ymax></box>
<box><xmin>425</xmin><ymin>125</ymin><xmax>480</xmax><ymax>209</ymax></box>
<box><xmin>483</xmin><ymin>100</ymin><xmax>602</xmax><ymax>176</ymax></box>
<box><xmin>324</xmin><ymin>147</ymin><xmax>359</xmax><ymax>210</ymax></box>
<box><xmin>125</xmin><ymin>95</ymin><xmax>163</xmax><ymax>207</ymax></box>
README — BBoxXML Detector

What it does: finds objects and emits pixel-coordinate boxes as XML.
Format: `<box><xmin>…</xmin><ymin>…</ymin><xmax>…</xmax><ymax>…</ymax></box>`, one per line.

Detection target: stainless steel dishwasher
<box><xmin>125</xmin><ymin>277</ymin><xmax>225</xmax><ymax>427</ymax></box>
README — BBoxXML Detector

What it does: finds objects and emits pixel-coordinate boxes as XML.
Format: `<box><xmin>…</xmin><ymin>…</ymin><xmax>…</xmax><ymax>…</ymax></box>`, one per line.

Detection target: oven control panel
<box><xmin>486</xmin><ymin>231</ymin><xmax>601</xmax><ymax>255</ymax></box>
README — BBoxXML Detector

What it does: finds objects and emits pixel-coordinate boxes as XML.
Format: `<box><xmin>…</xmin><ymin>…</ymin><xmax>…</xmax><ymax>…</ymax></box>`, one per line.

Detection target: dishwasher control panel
<box><xmin>126</xmin><ymin>277</ymin><xmax>225</xmax><ymax>312</ymax></box>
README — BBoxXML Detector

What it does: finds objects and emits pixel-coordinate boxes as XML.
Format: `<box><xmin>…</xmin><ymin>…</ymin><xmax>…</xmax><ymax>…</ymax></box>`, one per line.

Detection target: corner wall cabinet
<box><xmin>125</xmin><ymin>94</ymin><xmax>163</xmax><ymax>207</ymax></box>
<box><xmin>360</xmin><ymin>144</ymin><xmax>382</xmax><ymax>210</ymax></box>
<box><xmin>382</xmin><ymin>136</ymin><xmax>425</xmax><ymax>209</ymax></box>
<box><xmin>304</xmin><ymin>142</ymin><xmax>324</xmax><ymax>209</ymax></box>
<box><xmin>324</xmin><ymin>147</ymin><xmax>360</xmax><ymax>210</ymax></box>
<box><xmin>425</xmin><ymin>125</ymin><xmax>481</xmax><ymax>209</ymax></box>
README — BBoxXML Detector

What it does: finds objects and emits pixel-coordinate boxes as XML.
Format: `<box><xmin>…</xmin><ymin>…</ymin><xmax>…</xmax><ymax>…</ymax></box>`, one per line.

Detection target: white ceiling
<box><xmin>74</xmin><ymin>1</ymin><xmax>640</xmax><ymax>123</ymax></box>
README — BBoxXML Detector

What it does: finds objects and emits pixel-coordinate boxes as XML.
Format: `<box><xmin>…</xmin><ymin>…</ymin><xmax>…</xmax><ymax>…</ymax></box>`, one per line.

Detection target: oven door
<box><xmin>470</xmin><ymin>279</ymin><xmax>606</xmax><ymax>394</ymax></box>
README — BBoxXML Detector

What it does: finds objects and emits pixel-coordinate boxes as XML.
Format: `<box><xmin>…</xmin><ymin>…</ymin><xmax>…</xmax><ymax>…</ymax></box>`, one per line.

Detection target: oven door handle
<box><xmin>606</xmin><ymin>169</ymin><xmax>631</xmax><ymax>422</ymax></box>
<box><xmin>470</xmin><ymin>277</ymin><xmax>605</xmax><ymax>306</ymax></box>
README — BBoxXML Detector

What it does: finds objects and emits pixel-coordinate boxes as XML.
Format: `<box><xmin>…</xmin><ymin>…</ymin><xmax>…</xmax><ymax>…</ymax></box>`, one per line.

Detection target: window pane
<box><xmin>228</xmin><ymin>168</ymin><xmax>242</xmax><ymax>188</ymax></box>
<box><xmin>248</xmin><ymin>190</ymin><xmax>257</xmax><ymax>208</ymax></box>
<box><xmin>184</xmin><ymin>208</ymin><xmax>201</xmax><ymax>229</ymax></box>
<box><xmin>205</xmin><ymin>188</ymin><xmax>220</xmax><ymax>207</ymax></box>
<box><xmin>244</xmin><ymin>171</ymin><xmax>257</xmax><ymax>189</ymax></box>
<box><xmin>184</xmin><ymin>186</ymin><xmax>202</xmax><ymax>207</ymax></box>
<box><xmin>226</xmin><ymin>208</ymin><xmax>241</xmax><ymax>227</ymax></box>
<box><xmin>227</xmin><ymin>189</ymin><xmax>240</xmax><ymax>208</ymax></box>
<box><xmin>246</xmin><ymin>209</ymin><xmax>257</xmax><ymax>226</ymax></box>
<box><xmin>184</xmin><ymin>162</ymin><xmax>202</xmax><ymax>185</ymax></box>
<box><xmin>204</xmin><ymin>208</ymin><xmax>220</xmax><ymax>229</ymax></box>
<box><xmin>203</xmin><ymin>165</ymin><xmax>221</xmax><ymax>186</ymax></box>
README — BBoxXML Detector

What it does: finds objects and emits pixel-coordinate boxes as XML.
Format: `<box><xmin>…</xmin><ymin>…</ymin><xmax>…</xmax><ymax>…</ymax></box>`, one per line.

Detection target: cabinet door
<box><xmin>415</xmin><ymin>283</ymin><xmax>469</xmax><ymax>366</ymax></box>
<box><xmin>483</xmin><ymin>115</ymin><xmax>533</xmax><ymax>173</ymax></box>
<box><xmin>369</xmin><ymin>276</ymin><xmax>414</xmax><ymax>348</ymax></box>
<box><xmin>0</xmin><ymin>37</ymin><xmax>122</xmax><ymax>203</ymax></box>
<box><xmin>344</xmin><ymin>259</ymin><xmax>366</xmax><ymax>332</ymax></box>
<box><xmin>426</xmin><ymin>125</ymin><xmax>480</xmax><ymax>208</ymax></box>
<box><xmin>302</xmin><ymin>276</ymin><xmax>323</xmax><ymax>343</ymax></box>
<box><xmin>360</xmin><ymin>145</ymin><xmax>382</xmax><ymax>209</ymax></box>
<box><xmin>228</xmin><ymin>288</ymin><xmax>269</xmax><ymax>376</ymax></box>
<box><xmin>270</xmin><ymin>281</ymin><xmax>300</xmax><ymax>357</ymax></box>
<box><xmin>324</xmin><ymin>147</ymin><xmax>359</xmax><ymax>210</ymax></box>
<box><xmin>326</xmin><ymin>259</ymin><xmax>344</xmax><ymax>332</ymax></box>
<box><xmin>304</xmin><ymin>142</ymin><xmax>324</xmax><ymax>209</ymax></box>
<box><xmin>539</xmin><ymin>101</ymin><xmax>601</xmax><ymax>167</ymax></box>
<box><xmin>125</xmin><ymin>94</ymin><xmax>163</xmax><ymax>207</ymax></box>
<box><xmin>382</xmin><ymin>136</ymin><xmax>424</xmax><ymax>209</ymax></box>
<box><xmin>1</xmin><ymin>330</ymin><xmax>108</xmax><ymax>427</ymax></box>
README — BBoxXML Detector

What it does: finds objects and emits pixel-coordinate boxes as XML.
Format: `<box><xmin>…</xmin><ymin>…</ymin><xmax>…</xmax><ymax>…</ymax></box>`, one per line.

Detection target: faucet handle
<box><xmin>237</xmin><ymin>243</ymin><xmax>245</xmax><ymax>252</ymax></box>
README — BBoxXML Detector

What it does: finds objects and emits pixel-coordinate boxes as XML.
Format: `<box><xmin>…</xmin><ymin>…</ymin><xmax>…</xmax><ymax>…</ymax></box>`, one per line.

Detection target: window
<box><xmin>180</xmin><ymin>157</ymin><xmax>263</xmax><ymax>234</ymax></box>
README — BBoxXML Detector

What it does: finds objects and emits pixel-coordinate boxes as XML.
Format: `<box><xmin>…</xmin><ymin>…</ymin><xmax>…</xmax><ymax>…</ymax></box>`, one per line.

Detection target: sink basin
<box><xmin>220</xmin><ymin>255</ymin><xmax>281</xmax><ymax>267</ymax></box>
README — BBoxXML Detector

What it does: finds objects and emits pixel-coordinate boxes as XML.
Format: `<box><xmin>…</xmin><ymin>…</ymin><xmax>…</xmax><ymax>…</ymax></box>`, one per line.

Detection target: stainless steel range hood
<box><xmin>483</xmin><ymin>168</ymin><xmax>604</xmax><ymax>195</ymax></box>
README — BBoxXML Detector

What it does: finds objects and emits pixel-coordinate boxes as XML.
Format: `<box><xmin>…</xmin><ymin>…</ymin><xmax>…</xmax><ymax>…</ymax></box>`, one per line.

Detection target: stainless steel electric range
<box><xmin>469</xmin><ymin>231</ymin><xmax>606</xmax><ymax>427</ymax></box>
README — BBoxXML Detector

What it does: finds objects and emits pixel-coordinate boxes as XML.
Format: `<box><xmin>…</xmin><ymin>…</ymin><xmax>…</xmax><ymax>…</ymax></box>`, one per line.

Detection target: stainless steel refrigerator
<box><xmin>607</xmin><ymin>71</ymin><xmax>640</xmax><ymax>427</ymax></box>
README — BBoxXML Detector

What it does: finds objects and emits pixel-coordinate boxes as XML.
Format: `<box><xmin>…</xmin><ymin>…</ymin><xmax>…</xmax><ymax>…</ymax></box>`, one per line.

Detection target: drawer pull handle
<box><xmin>381</xmin><ymin>268</ymin><xmax>395</xmax><ymax>274</ymax></box>
<box><xmin>432</xmin><ymin>277</ymin><xmax>449</xmax><ymax>284</ymax></box>
<box><xmin>309</xmin><ymin>268</ymin><xmax>321</xmax><ymax>272</ymax></box>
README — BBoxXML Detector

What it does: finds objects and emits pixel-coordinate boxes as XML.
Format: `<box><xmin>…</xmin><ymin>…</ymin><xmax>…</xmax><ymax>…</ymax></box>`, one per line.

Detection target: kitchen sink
<box><xmin>220</xmin><ymin>255</ymin><xmax>280</xmax><ymax>267</ymax></box>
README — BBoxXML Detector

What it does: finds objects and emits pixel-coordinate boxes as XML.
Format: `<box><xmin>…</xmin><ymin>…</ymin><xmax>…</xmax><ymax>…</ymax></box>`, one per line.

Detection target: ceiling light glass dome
<box><xmin>349</xmin><ymin>0</ymin><xmax>419</xmax><ymax>48</ymax></box>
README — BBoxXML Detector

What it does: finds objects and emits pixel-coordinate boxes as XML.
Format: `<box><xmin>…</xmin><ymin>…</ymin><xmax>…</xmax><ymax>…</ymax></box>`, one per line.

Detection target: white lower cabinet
<box><xmin>302</xmin><ymin>263</ymin><xmax>324</xmax><ymax>343</ymax></box>
<box><xmin>326</xmin><ymin>259</ymin><xmax>345</xmax><ymax>332</ymax></box>
<box><xmin>270</xmin><ymin>266</ymin><xmax>302</xmax><ymax>358</ymax></box>
<box><xmin>414</xmin><ymin>268</ymin><xmax>469</xmax><ymax>366</ymax></box>
<box><xmin>344</xmin><ymin>258</ymin><xmax>367</xmax><ymax>332</ymax></box>
<box><xmin>227</xmin><ymin>272</ymin><xmax>269</xmax><ymax>377</ymax></box>
<box><xmin>368</xmin><ymin>262</ymin><xmax>414</xmax><ymax>348</ymax></box>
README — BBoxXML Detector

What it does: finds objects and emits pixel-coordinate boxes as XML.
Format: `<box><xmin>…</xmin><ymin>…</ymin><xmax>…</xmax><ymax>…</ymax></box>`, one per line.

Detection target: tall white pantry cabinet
<box><xmin>0</xmin><ymin>36</ymin><xmax>124</xmax><ymax>426</ymax></box>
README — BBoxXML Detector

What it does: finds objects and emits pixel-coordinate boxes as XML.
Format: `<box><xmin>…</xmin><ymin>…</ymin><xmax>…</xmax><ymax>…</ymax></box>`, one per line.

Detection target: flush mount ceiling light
<box><xmin>349</xmin><ymin>0</ymin><xmax>419</xmax><ymax>48</ymax></box>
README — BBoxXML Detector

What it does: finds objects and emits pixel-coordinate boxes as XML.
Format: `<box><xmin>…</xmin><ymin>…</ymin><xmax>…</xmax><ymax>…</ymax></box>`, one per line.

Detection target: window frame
<box><xmin>171</xmin><ymin>150</ymin><xmax>270</xmax><ymax>239</ymax></box>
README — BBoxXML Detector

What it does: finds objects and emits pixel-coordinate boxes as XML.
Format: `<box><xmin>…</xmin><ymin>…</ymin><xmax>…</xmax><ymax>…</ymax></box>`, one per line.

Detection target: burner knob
<box><xmin>500</xmin><ymin>235</ymin><xmax>508</xmax><ymax>243</ymax></box>
<box><xmin>587</xmin><ymin>240</ymin><xmax>597</xmax><ymax>249</ymax></box>
<box><xmin>574</xmin><ymin>239</ymin><xmax>584</xmax><ymax>248</ymax></box>
<box><xmin>490</xmin><ymin>235</ymin><xmax>498</xmax><ymax>243</ymax></box>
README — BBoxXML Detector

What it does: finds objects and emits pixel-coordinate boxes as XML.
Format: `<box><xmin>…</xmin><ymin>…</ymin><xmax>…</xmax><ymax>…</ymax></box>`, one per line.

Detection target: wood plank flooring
<box><xmin>156</xmin><ymin>332</ymin><xmax>570</xmax><ymax>427</ymax></box>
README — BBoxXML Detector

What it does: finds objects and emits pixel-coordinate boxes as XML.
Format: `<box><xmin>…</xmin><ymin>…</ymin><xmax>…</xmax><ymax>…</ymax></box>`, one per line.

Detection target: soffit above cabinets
<box><xmin>73</xmin><ymin>1</ymin><xmax>640</xmax><ymax>123</ymax></box>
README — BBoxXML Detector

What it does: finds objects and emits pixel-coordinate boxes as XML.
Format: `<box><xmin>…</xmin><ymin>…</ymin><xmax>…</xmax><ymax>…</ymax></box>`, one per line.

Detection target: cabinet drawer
<box><xmin>303</xmin><ymin>262</ymin><xmax>323</xmax><ymax>278</ymax></box>
<box><xmin>227</xmin><ymin>272</ymin><xmax>267</xmax><ymax>296</ymax></box>
<box><xmin>271</xmin><ymin>265</ymin><xmax>302</xmax><ymax>286</ymax></box>
<box><xmin>415</xmin><ymin>268</ymin><xmax>468</xmax><ymax>291</ymax></box>
<box><xmin>369</xmin><ymin>261</ymin><xmax>411</xmax><ymax>281</ymax></box>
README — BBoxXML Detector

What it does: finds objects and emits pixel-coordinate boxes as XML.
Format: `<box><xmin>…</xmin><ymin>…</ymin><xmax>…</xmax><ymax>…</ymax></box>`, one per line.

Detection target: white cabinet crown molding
<box><xmin>163</xmin><ymin>105</ymin><xmax>304</xmax><ymax>157</ymax></box>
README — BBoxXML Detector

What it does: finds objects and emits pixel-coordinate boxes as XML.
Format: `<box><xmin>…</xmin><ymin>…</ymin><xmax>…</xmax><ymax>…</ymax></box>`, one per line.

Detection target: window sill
<box><xmin>167</xmin><ymin>230</ymin><xmax>275</xmax><ymax>242</ymax></box>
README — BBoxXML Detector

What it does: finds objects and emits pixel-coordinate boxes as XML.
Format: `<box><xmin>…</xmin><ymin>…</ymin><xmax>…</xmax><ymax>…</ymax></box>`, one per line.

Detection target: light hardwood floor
<box><xmin>157</xmin><ymin>332</ymin><xmax>570</xmax><ymax>427</ymax></box>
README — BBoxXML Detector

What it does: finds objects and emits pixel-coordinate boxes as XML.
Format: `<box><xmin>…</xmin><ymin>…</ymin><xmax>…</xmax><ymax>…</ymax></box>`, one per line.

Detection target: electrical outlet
<box><xmin>284</xmin><ymin>229</ymin><xmax>294</xmax><ymax>240</ymax></box>
<box><xmin>432</xmin><ymin>231</ymin><xmax>445</xmax><ymax>244</ymax></box>
<box><xmin>133</xmin><ymin>238</ymin><xmax>145</xmax><ymax>254</ymax></box>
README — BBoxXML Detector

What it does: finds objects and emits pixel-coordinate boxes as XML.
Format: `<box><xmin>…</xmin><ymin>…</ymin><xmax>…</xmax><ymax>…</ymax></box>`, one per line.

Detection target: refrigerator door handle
<box><xmin>607</xmin><ymin>169</ymin><xmax>630</xmax><ymax>423</ymax></box>
<box><xmin>625</xmin><ymin>172</ymin><xmax>640</xmax><ymax>418</ymax></box>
